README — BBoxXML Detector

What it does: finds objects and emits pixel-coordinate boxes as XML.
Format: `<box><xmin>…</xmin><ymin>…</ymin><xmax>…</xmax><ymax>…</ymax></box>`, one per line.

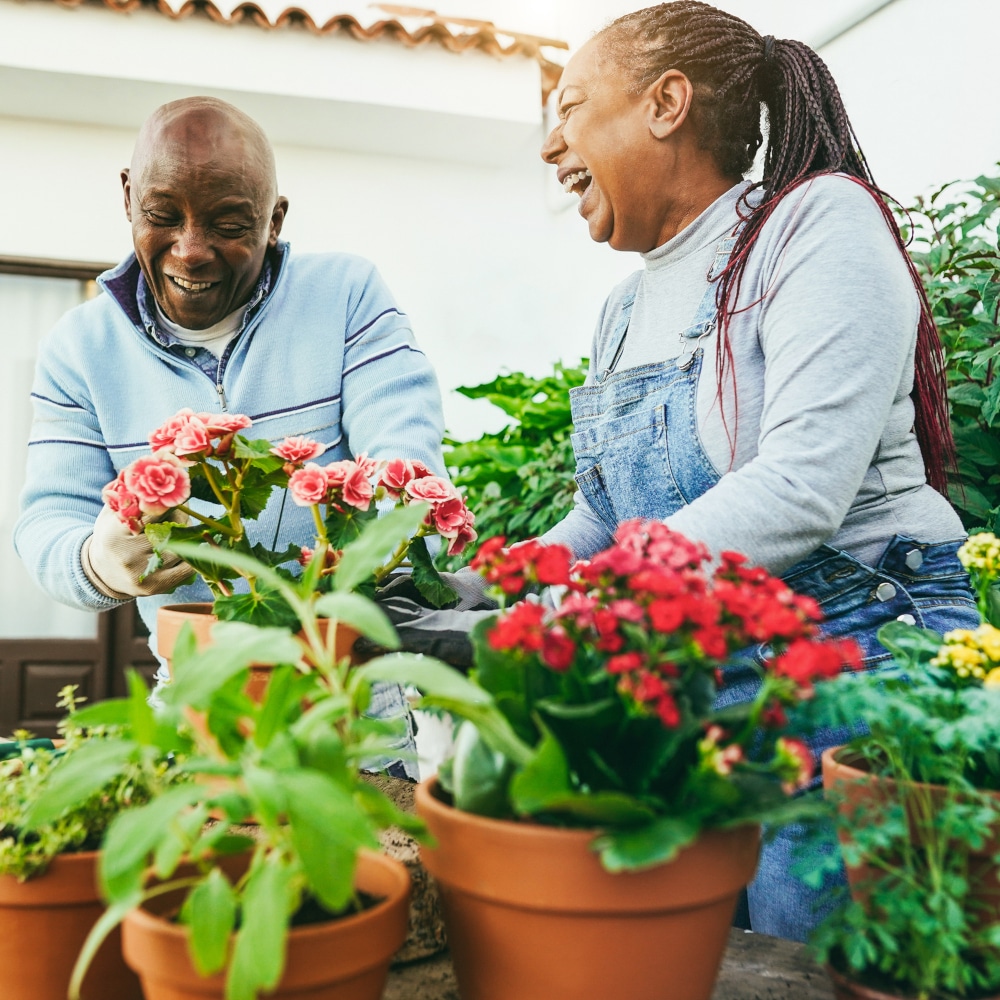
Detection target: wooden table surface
<box><xmin>384</xmin><ymin>928</ymin><xmax>836</xmax><ymax>1000</ymax></box>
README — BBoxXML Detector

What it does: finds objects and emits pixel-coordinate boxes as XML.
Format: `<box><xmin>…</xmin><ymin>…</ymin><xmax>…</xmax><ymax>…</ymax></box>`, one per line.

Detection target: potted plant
<box><xmin>104</xmin><ymin>407</ymin><xmax>475</xmax><ymax>675</ymax></box>
<box><xmin>799</xmin><ymin>531</ymin><xmax>1000</xmax><ymax>999</ymax></box>
<box><xmin>38</xmin><ymin>515</ymin><xmax>507</xmax><ymax>1000</ymax></box>
<box><xmin>412</xmin><ymin>519</ymin><xmax>862</xmax><ymax>1000</ymax></box>
<box><xmin>0</xmin><ymin>686</ymin><xmax>178</xmax><ymax>1000</ymax></box>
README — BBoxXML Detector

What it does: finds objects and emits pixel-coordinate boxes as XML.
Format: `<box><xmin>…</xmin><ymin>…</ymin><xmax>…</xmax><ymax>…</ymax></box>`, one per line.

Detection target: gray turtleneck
<box><xmin>542</xmin><ymin>175</ymin><xmax>964</xmax><ymax>573</ymax></box>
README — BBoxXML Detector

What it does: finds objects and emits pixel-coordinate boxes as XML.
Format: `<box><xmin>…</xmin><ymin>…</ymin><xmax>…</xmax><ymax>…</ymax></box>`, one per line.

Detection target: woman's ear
<box><xmin>647</xmin><ymin>69</ymin><xmax>694</xmax><ymax>139</ymax></box>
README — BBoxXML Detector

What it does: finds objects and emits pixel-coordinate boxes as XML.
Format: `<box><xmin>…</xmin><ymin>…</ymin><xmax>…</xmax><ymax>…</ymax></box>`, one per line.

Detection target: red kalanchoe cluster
<box><xmin>481</xmin><ymin>519</ymin><xmax>860</xmax><ymax>751</ymax></box>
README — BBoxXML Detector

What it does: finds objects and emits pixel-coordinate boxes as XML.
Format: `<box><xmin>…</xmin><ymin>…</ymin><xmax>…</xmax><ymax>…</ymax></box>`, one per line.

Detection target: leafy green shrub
<box><xmin>900</xmin><ymin>169</ymin><xmax>1000</xmax><ymax>531</ymax></box>
<box><xmin>440</xmin><ymin>361</ymin><xmax>586</xmax><ymax>566</ymax></box>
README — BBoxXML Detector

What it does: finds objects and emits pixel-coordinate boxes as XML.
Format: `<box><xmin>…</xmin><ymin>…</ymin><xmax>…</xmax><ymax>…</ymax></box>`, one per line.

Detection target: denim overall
<box><xmin>569</xmin><ymin>233</ymin><xmax>980</xmax><ymax>940</ymax></box>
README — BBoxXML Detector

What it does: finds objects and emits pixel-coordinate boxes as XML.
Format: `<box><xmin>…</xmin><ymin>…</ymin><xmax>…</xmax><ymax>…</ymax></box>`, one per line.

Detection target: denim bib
<box><xmin>569</xmin><ymin>234</ymin><xmax>739</xmax><ymax>531</ymax></box>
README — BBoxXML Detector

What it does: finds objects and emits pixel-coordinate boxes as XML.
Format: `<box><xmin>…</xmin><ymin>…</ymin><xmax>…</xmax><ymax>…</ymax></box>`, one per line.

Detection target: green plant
<box><xmin>35</xmin><ymin>507</ymin><xmax>515</xmax><ymax>1000</ymax></box>
<box><xmin>797</xmin><ymin>533</ymin><xmax>1000</xmax><ymax>998</ymax></box>
<box><xmin>439</xmin><ymin>521</ymin><xmax>862</xmax><ymax>872</ymax></box>
<box><xmin>439</xmin><ymin>361</ymin><xmax>586</xmax><ymax>567</ymax></box>
<box><xmin>900</xmin><ymin>168</ymin><xmax>1000</xmax><ymax>533</ymax></box>
<box><xmin>0</xmin><ymin>686</ymin><xmax>175</xmax><ymax>883</ymax></box>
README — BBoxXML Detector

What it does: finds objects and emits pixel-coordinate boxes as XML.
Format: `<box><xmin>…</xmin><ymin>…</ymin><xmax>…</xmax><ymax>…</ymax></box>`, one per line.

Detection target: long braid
<box><xmin>598</xmin><ymin>2</ymin><xmax>955</xmax><ymax>494</ymax></box>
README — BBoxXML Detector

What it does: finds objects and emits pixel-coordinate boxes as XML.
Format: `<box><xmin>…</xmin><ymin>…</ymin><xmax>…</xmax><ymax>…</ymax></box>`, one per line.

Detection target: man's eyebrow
<box><xmin>556</xmin><ymin>85</ymin><xmax>585</xmax><ymax>110</ymax></box>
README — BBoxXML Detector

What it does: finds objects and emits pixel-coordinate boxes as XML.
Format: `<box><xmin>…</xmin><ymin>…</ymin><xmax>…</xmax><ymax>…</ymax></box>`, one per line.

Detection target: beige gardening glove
<box><xmin>81</xmin><ymin>505</ymin><xmax>195</xmax><ymax>600</ymax></box>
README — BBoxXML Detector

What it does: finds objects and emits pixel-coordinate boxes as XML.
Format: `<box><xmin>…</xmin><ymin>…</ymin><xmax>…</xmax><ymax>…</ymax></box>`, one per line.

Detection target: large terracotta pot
<box><xmin>157</xmin><ymin>603</ymin><xmax>359</xmax><ymax>702</ymax></box>
<box><xmin>0</xmin><ymin>850</ymin><xmax>143</xmax><ymax>1000</ymax></box>
<box><xmin>122</xmin><ymin>850</ymin><xmax>410</xmax><ymax>1000</ymax></box>
<box><xmin>414</xmin><ymin>777</ymin><xmax>760</xmax><ymax>1000</ymax></box>
<box><xmin>821</xmin><ymin>746</ymin><xmax>1000</xmax><ymax>926</ymax></box>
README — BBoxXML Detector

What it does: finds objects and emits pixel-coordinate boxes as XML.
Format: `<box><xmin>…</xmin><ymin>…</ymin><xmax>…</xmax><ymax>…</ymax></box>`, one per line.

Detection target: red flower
<box><xmin>772</xmin><ymin>638</ymin><xmax>862</xmax><ymax>695</ymax></box>
<box><xmin>541</xmin><ymin>627</ymin><xmax>576</xmax><ymax>671</ymax></box>
<box><xmin>647</xmin><ymin>598</ymin><xmax>685</xmax><ymax>633</ymax></box>
<box><xmin>606</xmin><ymin>652</ymin><xmax>643</xmax><ymax>675</ymax></box>
<box><xmin>488</xmin><ymin>602</ymin><xmax>545</xmax><ymax>654</ymax></box>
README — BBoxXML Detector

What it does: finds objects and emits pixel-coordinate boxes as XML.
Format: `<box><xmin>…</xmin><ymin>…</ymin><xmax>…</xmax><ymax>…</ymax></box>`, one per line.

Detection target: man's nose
<box><xmin>172</xmin><ymin>224</ymin><xmax>213</xmax><ymax>266</ymax></box>
<box><xmin>540</xmin><ymin>122</ymin><xmax>565</xmax><ymax>164</ymax></box>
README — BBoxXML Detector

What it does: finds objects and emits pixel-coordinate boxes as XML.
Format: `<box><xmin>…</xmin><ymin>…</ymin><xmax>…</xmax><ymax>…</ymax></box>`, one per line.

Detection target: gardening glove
<box><xmin>377</xmin><ymin>566</ymin><xmax>499</xmax><ymax>612</ymax></box>
<box><xmin>81</xmin><ymin>504</ymin><xmax>195</xmax><ymax>600</ymax></box>
<box><xmin>357</xmin><ymin>598</ymin><xmax>499</xmax><ymax>671</ymax></box>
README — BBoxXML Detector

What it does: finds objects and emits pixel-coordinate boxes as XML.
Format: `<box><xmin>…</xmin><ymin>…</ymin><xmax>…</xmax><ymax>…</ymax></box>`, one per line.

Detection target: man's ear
<box><xmin>269</xmin><ymin>196</ymin><xmax>289</xmax><ymax>246</ymax></box>
<box><xmin>647</xmin><ymin>69</ymin><xmax>694</xmax><ymax>140</ymax></box>
<box><xmin>121</xmin><ymin>168</ymin><xmax>132</xmax><ymax>222</ymax></box>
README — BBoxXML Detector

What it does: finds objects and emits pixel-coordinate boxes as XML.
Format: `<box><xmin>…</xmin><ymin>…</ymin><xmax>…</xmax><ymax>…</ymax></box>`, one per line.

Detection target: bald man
<box><xmin>14</xmin><ymin>97</ymin><xmax>448</xmax><ymax>778</ymax></box>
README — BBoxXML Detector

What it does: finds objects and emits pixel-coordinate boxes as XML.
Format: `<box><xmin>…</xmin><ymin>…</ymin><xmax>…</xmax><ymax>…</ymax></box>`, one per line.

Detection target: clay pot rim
<box><xmin>125</xmin><ymin>849</ymin><xmax>408</xmax><ymax>945</ymax></box>
<box><xmin>0</xmin><ymin>848</ymin><xmax>102</xmax><ymax>905</ymax></box>
<box><xmin>824</xmin><ymin>961</ymin><xmax>1000</xmax><ymax>1000</ymax></box>
<box><xmin>415</xmin><ymin>775</ymin><xmax>758</xmax><ymax>847</ymax></box>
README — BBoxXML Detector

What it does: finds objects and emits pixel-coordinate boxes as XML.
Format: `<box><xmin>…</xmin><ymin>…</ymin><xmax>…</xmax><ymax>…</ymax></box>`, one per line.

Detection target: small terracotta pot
<box><xmin>157</xmin><ymin>603</ymin><xmax>359</xmax><ymax>702</ymax></box>
<box><xmin>826</xmin><ymin>962</ymin><xmax>1000</xmax><ymax>1000</ymax></box>
<box><xmin>822</xmin><ymin>746</ymin><xmax>1000</xmax><ymax>927</ymax></box>
<box><xmin>0</xmin><ymin>850</ymin><xmax>143</xmax><ymax>1000</ymax></box>
<box><xmin>414</xmin><ymin>777</ymin><xmax>760</xmax><ymax>1000</ymax></box>
<box><xmin>122</xmin><ymin>850</ymin><xmax>410</xmax><ymax>1000</ymax></box>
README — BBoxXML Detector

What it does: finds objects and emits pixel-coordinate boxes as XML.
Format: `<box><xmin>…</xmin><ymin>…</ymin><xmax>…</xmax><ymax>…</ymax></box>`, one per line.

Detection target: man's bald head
<box><xmin>122</xmin><ymin>97</ymin><xmax>287</xmax><ymax>330</ymax></box>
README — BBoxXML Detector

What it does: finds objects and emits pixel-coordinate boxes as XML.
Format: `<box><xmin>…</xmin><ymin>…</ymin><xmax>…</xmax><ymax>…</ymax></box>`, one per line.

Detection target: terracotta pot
<box><xmin>122</xmin><ymin>850</ymin><xmax>410</xmax><ymax>1000</ymax></box>
<box><xmin>157</xmin><ymin>603</ymin><xmax>359</xmax><ymax>702</ymax></box>
<box><xmin>822</xmin><ymin>746</ymin><xmax>1000</xmax><ymax>927</ymax></box>
<box><xmin>826</xmin><ymin>962</ymin><xmax>1000</xmax><ymax>1000</ymax></box>
<box><xmin>0</xmin><ymin>850</ymin><xmax>143</xmax><ymax>1000</ymax></box>
<box><xmin>414</xmin><ymin>777</ymin><xmax>760</xmax><ymax>1000</ymax></box>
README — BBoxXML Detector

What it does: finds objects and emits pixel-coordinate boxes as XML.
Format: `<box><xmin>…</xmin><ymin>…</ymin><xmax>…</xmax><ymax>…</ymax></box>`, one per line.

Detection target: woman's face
<box><xmin>541</xmin><ymin>38</ymin><xmax>667</xmax><ymax>253</ymax></box>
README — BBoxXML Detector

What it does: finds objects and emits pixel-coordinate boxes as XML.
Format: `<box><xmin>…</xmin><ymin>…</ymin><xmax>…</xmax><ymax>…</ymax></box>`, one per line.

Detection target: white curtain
<box><xmin>0</xmin><ymin>273</ymin><xmax>99</xmax><ymax>639</ymax></box>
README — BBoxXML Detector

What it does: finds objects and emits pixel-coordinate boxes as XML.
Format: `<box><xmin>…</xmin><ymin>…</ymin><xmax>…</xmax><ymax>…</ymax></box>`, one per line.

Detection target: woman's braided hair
<box><xmin>598</xmin><ymin>1</ymin><xmax>955</xmax><ymax>493</ymax></box>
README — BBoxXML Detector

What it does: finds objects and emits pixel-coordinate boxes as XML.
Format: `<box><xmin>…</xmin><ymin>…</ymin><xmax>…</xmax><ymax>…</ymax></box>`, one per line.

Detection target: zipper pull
<box><xmin>216</xmin><ymin>382</ymin><xmax>228</xmax><ymax>412</ymax></box>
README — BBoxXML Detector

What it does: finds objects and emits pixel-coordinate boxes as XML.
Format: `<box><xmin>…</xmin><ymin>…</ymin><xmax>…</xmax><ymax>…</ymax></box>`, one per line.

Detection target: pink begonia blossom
<box><xmin>353</xmin><ymin>452</ymin><xmax>382</xmax><ymax>479</ymax></box>
<box><xmin>432</xmin><ymin>496</ymin><xmax>471</xmax><ymax>538</ymax></box>
<box><xmin>148</xmin><ymin>408</ymin><xmax>204</xmax><ymax>452</ymax></box>
<box><xmin>271</xmin><ymin>436</ymin><xmax>325</xmax><ymax>464</ymax></box>
<box><xmin>324</xmin><ymin>460</ymin><xmax>355</xmax><ymax>489</ymax></box>
<box><xmin>447</xmin><ymin>513</ymin><xmax>478</xmax><ymax>557</ymax></box>
<box><xmin>123</xmin><ymin>451</ymin><xmax>191</xmax><ymax>514</ymax></box>
<box><xmin>102</xmin><ymin>473</ymin><xmax>144</xmax><ymax>534</ymax></box>
<box><xmin>289</xmin><ymin>464</ymin><xmax>330</xmax><ymax>506</ymax></box>
<box><xmin>380</xmin><ymin>458</ymin><xmax>422</xmax><ymax>499</ymax></box>
<box><xmin>341</xmin><ymin>465</ymin><xmax>374</xmax><ymax>511</ymax></box>
<box><xmin>405</xmin><ymin>475</ymin><xmax>460</xmax><ymax>505</ymax></box>
<box><xmin>195</xmin><ymin>413</ymin><xmax>252</xmax><ymax>436</ymax></box>
<box><xmin>172</xmin><ymin>421</ymin><xmax>211</xmax><ymax>458</ymax></box>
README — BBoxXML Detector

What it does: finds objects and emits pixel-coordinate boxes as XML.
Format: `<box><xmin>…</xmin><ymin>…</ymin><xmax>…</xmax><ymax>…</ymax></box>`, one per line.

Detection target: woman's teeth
<box><xmin>562</xmin><ymin>169</ymin><xmax>592</xmax><ymax>194</ymax></box>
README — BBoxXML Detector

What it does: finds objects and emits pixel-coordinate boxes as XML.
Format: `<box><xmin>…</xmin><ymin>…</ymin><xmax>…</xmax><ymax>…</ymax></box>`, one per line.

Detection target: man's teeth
<box><xmin>172</xmin><ymin>277</ymin><xmax>214</xmax><ymax>291</ymax></box>
<box><xmin>562</xmin><ymin>169</ymin><xmax>592</xmax><ymax>194</ymax></box>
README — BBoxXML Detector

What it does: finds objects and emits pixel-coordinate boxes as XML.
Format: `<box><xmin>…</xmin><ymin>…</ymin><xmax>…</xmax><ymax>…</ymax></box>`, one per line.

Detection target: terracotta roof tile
<box><xmin>46</xmin><ymin>0</ymin><xmax>568</xmax><ymax>103</ymax></box>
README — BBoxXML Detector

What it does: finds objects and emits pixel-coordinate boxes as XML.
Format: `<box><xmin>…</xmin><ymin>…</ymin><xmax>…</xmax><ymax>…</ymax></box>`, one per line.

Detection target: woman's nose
<box><xmin>540</xmin><ymin>122</ymin><xmax>565</xmax><ymax>164</ymax></box>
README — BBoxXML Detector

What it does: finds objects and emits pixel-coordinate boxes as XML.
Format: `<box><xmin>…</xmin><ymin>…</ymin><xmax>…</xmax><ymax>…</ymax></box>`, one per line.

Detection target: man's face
<box><xmin>123</xmin><ymin>119</ymin><xmax>285</xmax><ymax>330</ymax></box>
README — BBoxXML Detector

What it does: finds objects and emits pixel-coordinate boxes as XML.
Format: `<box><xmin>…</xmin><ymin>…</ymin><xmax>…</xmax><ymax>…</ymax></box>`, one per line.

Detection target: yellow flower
<box><xmin>985</xmin><ymin>668</ymin><xmax>1000</xmax><ymax>690</ymax></box>
<box><xmin>958</xmin><ymin>532</ymin><xmax>1000</xmax><ymax>576</ymax></box>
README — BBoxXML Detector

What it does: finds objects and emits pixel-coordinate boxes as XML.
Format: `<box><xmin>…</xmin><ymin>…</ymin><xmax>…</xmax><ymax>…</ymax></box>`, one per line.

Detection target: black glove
<box><xmin>356</xmin><ymin>597</ymin><xmax>498</xmax><ymax>671</ymax></box>
<box><xmin>376</xmin><ymin>566</ymin><xmax>498</xmax><ymax>612</ymax></box>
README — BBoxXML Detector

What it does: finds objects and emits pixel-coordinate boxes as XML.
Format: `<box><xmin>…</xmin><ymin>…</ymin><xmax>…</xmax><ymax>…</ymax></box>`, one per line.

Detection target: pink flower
<box><xmin>405</xmin><ymin>475</ymin><xmax>460</xmax><ymax>505</ymax></box>
<box><xmin>432</xmin><ymin>497</ymin><xmax>472</xmax><ymax>538</ymax></box>
<box><xmin>380</xmin><ymin>458</ymin><xmax>419</xmax><ymax>499</ymax></box>
<box><xmin>148</xmin><ymin>409</ymin><xmax>203</xmax><ymax>452</ymax></box>
<box><xmin>341</xmin><ymin>465</ymin><xmax>374</xmax><ymax>511</ymax></box>
<box><xmin>102</xmin><ymin>473</ymin><xmax>143</xmax><ymax>534</ymax></box>
<box><xmin>271</xmin><ymin>436</ymin><xmax>325</xmax><ymax>464</ymax></box>
<box><xmin>324</xmin><ymin>460</ymin><xmax>356</xmax><ymax>489</ymax></box>
<box><xmin>172</xmin><ymin>421</ymin><xmax>210</xmax><ymax>458</ymax></box>
<box><xmin>123</xmin><ymin>451</ymin><xmax>190</xmax><ymax>514</ymax></box>
<box><xmin>289</xmin><ymin>464</ymin><xmax>329</xmax><ymax>506</ymax></box>
<box><xmin>195</xmin><ymin>413</ymin><xmax>252</xmax><ymax>436</ymax></box>
<box><xmin>353</xmin><ymin>453</ymin><xmax>381</xmax><ymax>479</ymax></box>
<box><xmin>447</xmin><ymin>515</ymin><xmax>478</xmax><ymax>557</ymax></box>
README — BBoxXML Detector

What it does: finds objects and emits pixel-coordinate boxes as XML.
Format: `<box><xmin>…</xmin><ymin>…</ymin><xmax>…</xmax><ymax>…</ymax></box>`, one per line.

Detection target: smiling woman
<box><xmin>526</xmin><ymin>0</ymin><xmax>983</xmax><ymax>942</ymax></box>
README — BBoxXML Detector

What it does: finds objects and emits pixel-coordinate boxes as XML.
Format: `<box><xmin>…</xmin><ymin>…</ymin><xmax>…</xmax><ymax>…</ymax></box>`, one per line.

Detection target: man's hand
<box><xmin>377</xmin><ymin>566</ymin><xmax>498</xmax><ymax>612</ymax></box>
<box><xmin>81</xmin><ymin>505</ymin><xmax>194</xmax><ymax>600</ymax></box>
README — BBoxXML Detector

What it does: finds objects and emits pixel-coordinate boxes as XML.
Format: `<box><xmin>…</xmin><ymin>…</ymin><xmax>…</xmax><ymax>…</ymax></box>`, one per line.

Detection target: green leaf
<box><xmin>508</xmin><ymin>727</ymin><xmax>571</xmax><ymax>814</ymax></box>
<box><xmin>214</xmin><ymin>590</ymin><xmax>299</xmax><ymax>630</ymax></box>
<box><xmin>226</xmin><ymin>856</ymin><xmax>293</xmax><ymax>1000</ymax></box>
<box><xmin>408</xmin><ymin>535</ymin><xmax>458</xmax><ymax>608</ymax></box>
<box><xmin>333</xmin><ymin>503</ymin><xmax>430</xmax><ymax>593</ymax></box>
<box><xmin>592</xmin><ymin>815</ymin><xmax>701</xmax><ymax>872</ymax></box>
<box><xmin>449</xmin><ymin>720</ymin><xmax>514</xmax><ymax>818</ymax></box>
<box><xmin>69</xmin><ymin>897</ymin><xmax>141</xmax><ymax>1000</ymax></box>
<box><xmin>357</xmin><ymin>653</ymin><xmax>492</xmax><ymax>705</ymax></box>
<box><xmin>126</xmin><ymin>669</ymin><xmax>156</xmax><ymax>745</ymax></box>
<box><xmin>100</xmin><ymin>785</ymin><xmax>206</xmax><ymax>902</ymax></box>
<box><xmin>23</xmin><ymin>738</ymin><xmax>139</xmax><ymax>828</ymax></box>
<box><xmin>314</xmin><ymin>591</ymin><xmax>400</xmax><ymax>649</ymax></box>
<box><xmin>877</xmin><ymin>621</ymin><xmax>944</xmax><ymax>665</ymax></box>
<box><xmin>182</xmin><ymin>868</ymin><xmax>237</xmax><ymax>976</ymax></box>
